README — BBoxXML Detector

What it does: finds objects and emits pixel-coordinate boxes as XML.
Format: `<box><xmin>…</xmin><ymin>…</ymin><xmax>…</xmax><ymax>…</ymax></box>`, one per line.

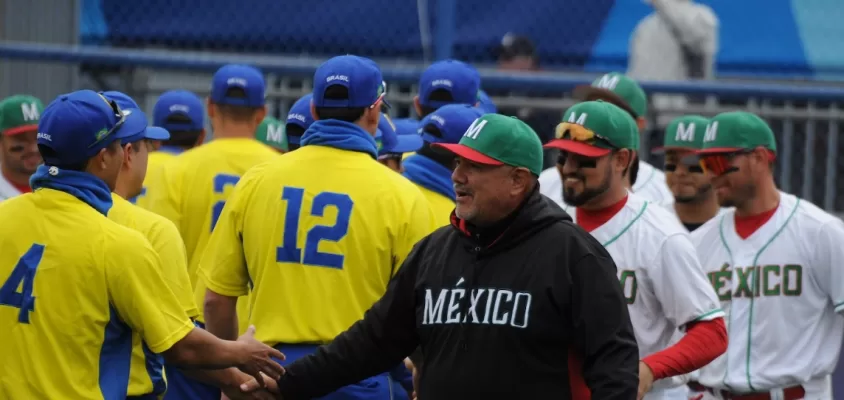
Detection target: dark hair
<box><xmin>124</xmin><ymin>138</ymin><xmax>154</xmax><ymax>153</ymax></box>
<box><xmin>417</xmin><ymin>142</ymin><xmax>456</xmax><ymax>170</ymax></box>
<box><xmin>215</xmin><ymin>87</ymin><xmax>263</xmax><ymax>123</ymax></box>
<box><xmin>161</xmin><ymin>113</ymin><xmax>204</xmax><ymax>148</ymax></box>
<box><xmin>285</xmin><ymin>124</ymin><xmax>305</xmax><ymax>151</ymax></box>
<box><xmin>314</xmin><ymin>85</ymin><xmax>366</xmax><ymax>123</ymax></box>
<box><xmin>418</xmin><ymin>89</ymin><xmax>455</xmax><ymax>118</ymax></box>
<box><xmin>38</xmin><ymin>140</ymin><xmax>121</xmax><ymax>172</ymax></box>
<box><xmin>628</xmin><ymin>154</ymin><xmax>639</xmax><ymax>185</ymax></box>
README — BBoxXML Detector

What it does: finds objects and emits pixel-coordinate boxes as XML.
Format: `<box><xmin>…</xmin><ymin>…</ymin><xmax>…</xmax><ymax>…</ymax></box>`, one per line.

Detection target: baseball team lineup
<box><xmin>0</xmin><ymin>53</ymin><xmax>841</xmax><ymax>400</ymax></box>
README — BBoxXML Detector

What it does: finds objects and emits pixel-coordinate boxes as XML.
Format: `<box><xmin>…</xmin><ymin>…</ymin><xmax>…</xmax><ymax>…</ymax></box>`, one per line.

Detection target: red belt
<box><xmin>687</xmin><ymin>381</ymin><xmax>805</xmax><ymax>400</ymax></box>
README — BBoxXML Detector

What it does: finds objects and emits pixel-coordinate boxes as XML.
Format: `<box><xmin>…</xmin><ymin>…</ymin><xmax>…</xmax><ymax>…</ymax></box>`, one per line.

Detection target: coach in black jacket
<box><xmin>241</xmin><ymin>114</ymin><xmax>639</xmax><ymax>400</ymax></box>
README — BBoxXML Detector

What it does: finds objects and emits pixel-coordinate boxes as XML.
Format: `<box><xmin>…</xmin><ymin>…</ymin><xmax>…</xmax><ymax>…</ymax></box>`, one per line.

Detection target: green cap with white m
<box><xmin>572</xmin><ymin>72</ymin><xmax>647</xmax><ymax>118</ymax></box>
<box><xmin>652</xmin><ymin>115</ymin><xmax>710</xmax><ymax>154</ymax></box>
<box><xmin>255</xmin><ymin>116</ymin><xmax>288</xmax><ymax>151</ymax></box>
<box><xmin>544</xmin><ymin>100</ymin><xmax>638</xmax><ymax>158</ymax></box>
<box><xmin>0</xmin><ymin>94</ymin><xmax>44</xmax><ymax>136</ymax></box>
<box><xmin>431</xmin><ymin>113</ymin><xmax>544</xmax><ymax>175</ymax></box>
<box><xmin>698</xmin><ymin>111</ymin><xmax>777</xmax><ymax>155</ymax></box>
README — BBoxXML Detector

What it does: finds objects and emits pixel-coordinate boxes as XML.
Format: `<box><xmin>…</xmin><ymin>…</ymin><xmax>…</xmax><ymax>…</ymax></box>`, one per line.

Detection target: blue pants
<box><xmin>275</xmin><ymin>344</ymin><xmax>404</xmax><ymax>400</ymax></box>
<box><xmin>162</xmin><ymin>321</ymin><xmax>221</xmax><ymax>400</ymax></box>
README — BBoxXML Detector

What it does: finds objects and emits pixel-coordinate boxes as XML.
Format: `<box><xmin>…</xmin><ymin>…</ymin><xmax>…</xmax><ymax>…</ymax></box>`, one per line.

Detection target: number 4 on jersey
<box><xmin>0</xmin><ymin>244</ymin><xmax>46</xmax><ymax>323</ymax></box>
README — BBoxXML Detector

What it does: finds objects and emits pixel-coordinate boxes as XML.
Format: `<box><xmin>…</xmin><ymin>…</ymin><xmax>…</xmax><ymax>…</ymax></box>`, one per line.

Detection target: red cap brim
<box><xmin>3</xmin><ymin>124</ymin><xmax>38</xmax><ymax>136</ymax></box>
<box><xmin>544</xmin><ymin>139</ymin><xmax>611</xmax><ymax>157</ymax></box>
<box><xmin>432</xmin><ymin>143</ymin><xmax>504</xmax><ymax>165</ymax></box>
<box><xmin>696</xmin><ymin>147</ymin><xmax>743</xmax><ymax>155</ymax></box>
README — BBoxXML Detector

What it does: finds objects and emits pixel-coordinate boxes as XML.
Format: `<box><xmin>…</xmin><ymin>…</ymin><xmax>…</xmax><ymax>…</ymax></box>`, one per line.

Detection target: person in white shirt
<box><xmin>0</xmin><ymin>94</ymin><xmax>44</xmax><ymax>201</ymax></box>
<box><xmin>540</xmin><ymin>72</ymin><xmax>673</xmax><ymax>206</ymax></box>
<box><xmin>544</xmin><ymin>100</ymin><xmax>726</xmax><ymax>400</ymax></box>
<box><xmin>690</xmin><ymin>111</ymin><xmax>844</xmax><ymax>400</ymax></box>
<box><xmin>651</xmin><ymin>114</ymin><xmax>725</xmax><ymax>232</ymax></box>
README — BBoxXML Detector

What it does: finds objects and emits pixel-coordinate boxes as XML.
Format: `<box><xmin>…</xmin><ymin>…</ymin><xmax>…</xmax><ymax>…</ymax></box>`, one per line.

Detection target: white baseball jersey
<box><xmin>0</xmin><ymin>174</ymin><xmax>22</xmax><ymax>202</ymax></box>
<box><xmin>690</xmin><ymin>191</ymin><xmax>844</xmax><ymax>399</ymax></box>
<box><xmin>539</xmin><ymin>161</ymin><xmax>673</xmax><ymax>208</ymax></box>
<box><xmin>565</xmin><ymin>193</ymin><xmax>724</xmax><ymax>400</ymax></box>
<box><xmin>660</xmin><ymin>203</ymin><xmax>731</xmax><ymax>233</ymax></box>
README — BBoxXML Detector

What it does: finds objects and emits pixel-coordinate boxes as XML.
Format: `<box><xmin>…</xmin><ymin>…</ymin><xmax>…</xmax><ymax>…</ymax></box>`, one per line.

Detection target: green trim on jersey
<box><xmin>691</xmin><ymin>308</ymin><xmax>724</xmax><ymax>322</ymax></box>
<box><xmin>602</xmin><ymin>202</ymin><xmax>648</xmax><ymax>247</ymax></box>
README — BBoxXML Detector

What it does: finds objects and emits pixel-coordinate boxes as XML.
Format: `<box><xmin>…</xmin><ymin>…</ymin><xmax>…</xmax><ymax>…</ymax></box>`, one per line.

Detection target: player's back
<box><xmin>134</xmin><ymin>147</ymin><xmax>180</xmax><ymax>209</ymax></box>
<box><xmin>150</xmin><ymin>138</ymin><xmax>278</xmax><ymax>287</ymax></box>
<box><xmin>234</xmin><ymin>145</ymin><xmax>433</xmax><ymax>345</ymax></box>
<box><xmin>0</xmin><ymin>189</ymin><xmax>152</xmax><ymax>399</ymax></box>
<box><xmin>415</xmin><ymin>183</ymin><xmax>454</xmax><ymax>228</ymax></box>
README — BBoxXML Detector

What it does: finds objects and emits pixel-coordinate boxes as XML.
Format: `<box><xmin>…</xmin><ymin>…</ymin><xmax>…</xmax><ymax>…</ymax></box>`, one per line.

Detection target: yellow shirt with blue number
<box><xmin>0</xmin><ymin>188</ymin><xmax>195</xmax><ymax>400</ymax></box>
<box><xmin>147</xmin><ymin>138</ymin><xmax>279</xmax><ymax>325</ymax></box>
<box><xmin>415</xmin><ymin>184</ymin><xmax>454</xmax><ymax>229</ymax></box>
<box><xmin>108</xmin><ymin>193</ymin><xmax>198</xmax><ymax>396</ymax></box>
<box><xmin>134</xmin><ymin>148</ymin><xmax>180</xmax><ymax>210</ymax></box>
<box><xmin>198</xmin><ymin>145</ymin><xmax>435</xmax><ymax>345</ymax></box>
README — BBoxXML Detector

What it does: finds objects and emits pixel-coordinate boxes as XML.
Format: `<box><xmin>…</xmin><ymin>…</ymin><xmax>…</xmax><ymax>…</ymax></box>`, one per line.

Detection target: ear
<box><xmin>364</xmin><ymin>107</ymin><xmax>380</xmax><ymax>135</ymax></box>
<box><xmin>510</xmin><ymin>168</ymin><xmax>532</xmax><ymax>195</ymax></box>
<box><xmin>636</xmin><ymin>117</ymin><xmax>647</xmax><ymax>132</ymax></box>
<box><xmin>254</xmin><ymin>106</ymin><xmax>267</xmax><ymax>125</ymax></box>
<box><xmin>196</xmin><ymin>129</ymin><xmax>207</xmax><ymax>146</ymax></box>
<box><xmin>310</xmin><ymin>102</ymin><xmax>319</xmax><ymax>121</ymax></box>
<box><xmin>413</xmin><ymin>96</ymin><xmax>422</xmax><ymax>117</ymax></box>
<box><xmin>206</xmin><ymin>98</ymin><xmax>216</xmax><ymax>119</ymax></box>
<box><xmin>615</xmin><ymin>149</ymin><xmax>634</xmax><ymax>171</ymax></box>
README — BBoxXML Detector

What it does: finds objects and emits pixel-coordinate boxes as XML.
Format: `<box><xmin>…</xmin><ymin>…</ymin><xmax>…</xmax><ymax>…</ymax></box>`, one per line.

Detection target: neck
<box><xmin>1</xmin><ymin>163</ymin><xmax>30</xmax><ymax>189</ymax></box>
<box><xmin>113</xmin><ymin>177</ymin><xmax>132</xmax><ymax>199</ymax></box>
<box><xmin>581</xmin><ymin>185</ymin><xmax>628</xmax><ymax>211</ymax></box>
<box><xmin>212</xmin><ymin>125</ymin><xmax>255</xmax><ymax>139</ymax></box>
<box><xmin>674</xmin><ymin>194</ymin><xmax>720</xmax><ymax>224</ymax></box>
<box><xmin>736</xmin><ymin>179</ymin><xmax>780</xmax><ymax>217</ymax></box>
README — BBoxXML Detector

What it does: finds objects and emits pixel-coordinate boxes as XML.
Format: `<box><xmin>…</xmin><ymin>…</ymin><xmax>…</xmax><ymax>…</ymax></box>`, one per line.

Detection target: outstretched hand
<box><xmin>236</xmin><ymin>326</ymin><xmax>287</xmax><ymax>385</ymax></box>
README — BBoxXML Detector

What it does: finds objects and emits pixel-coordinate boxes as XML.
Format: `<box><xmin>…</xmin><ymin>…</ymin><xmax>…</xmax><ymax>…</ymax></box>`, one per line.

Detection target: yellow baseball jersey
<box><xmin>134</xmin><ymin>147</ymin><xmax>180</xmax><ymax>210</ymax></box>
<box><xmin>199</xmin><ymin>145</ymin><xmax>435</xmax><ymax>345</ymax></box>
<box><xmin>0</xmin><ymin>188</ymin><xmax>195</xmax><ymax>399</ymax></box>
<box><xmin>108</xmin><ymin>193</ymin><xmax>198</xmax><ymax>396</ymax></box>
<box><xmin>415</xmin><ymin>184</ymin><xmax>454</xmax><ymax>228</ymax></box>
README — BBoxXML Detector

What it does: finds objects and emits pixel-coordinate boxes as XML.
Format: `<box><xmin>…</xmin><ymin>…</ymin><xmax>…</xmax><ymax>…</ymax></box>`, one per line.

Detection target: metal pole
<box><xmin>433</xmin><ymin>0</ymin><xmax>456</xmax><ymax>61</ymax></box>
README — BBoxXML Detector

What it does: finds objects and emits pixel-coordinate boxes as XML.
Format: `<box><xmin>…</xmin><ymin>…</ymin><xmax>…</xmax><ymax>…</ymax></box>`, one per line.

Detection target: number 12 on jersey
<box><xmin>276</xmin><ymin>187</ymin><xmax>354</xmax><ymax>269</ymax></box>
<box><xmin>0</xmin><ymin>244</ymin><xmax>46</xmax><ymax>323</ymax></box>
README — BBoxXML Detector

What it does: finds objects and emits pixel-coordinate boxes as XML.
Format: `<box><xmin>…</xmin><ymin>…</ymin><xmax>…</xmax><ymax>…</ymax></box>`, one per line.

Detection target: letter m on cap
<box><xmin>267</xmin><ymin>124</ymin><xmax>284</xmax><ymax>143</ymax></box>
<box><xmin>21</xmin><ymin>102</ymin><xmax>40</xmax><ymax>121</ymax></box>
<box><xmin>567</xmin><ymin>112</ymin><xmax>588</xmax><ymax>125</ymax></box>
<box><xmin>595</xmin><ymin>75</ymin><xmax>620</xmax><ymax>90</ymax></box>
<box><xmin>703</xmin><ymin>121</ymin><xmax>718</xmax><ymax>142</ymax></box>
<box><xmin>675</xmin><ymin>122</ymin><xmax>695</xmax><ymax>142</ymax></box>
<box><xmin>463</xmin><ymin>118</ymin><xmax>488</xmax><ymax>140</ymax></box>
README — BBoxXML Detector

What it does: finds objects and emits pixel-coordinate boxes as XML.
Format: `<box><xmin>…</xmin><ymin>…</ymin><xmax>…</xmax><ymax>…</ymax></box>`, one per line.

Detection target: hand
<box><xmin>404</xmin><ymin>358</ymin><xmax>419</xmax><ymax>400</ymax></box>
<box><xmin>240</xmin><ymin>372</ymin><xmax>280</xmax><ymax>395</ymax></box>
<box><xmin>637</xmin><ymin>361</ymin><xmax>654</xmax><ymax>400</ymax></box>
<box><xmin>236</xmin><ymin>326</ymin><xmax>287</xmax><ymax>384</ymax></box>
<box><xmin>222</xmin><ymin>369</ymin><xmax>278</xmax><ymax>400</ymax></box>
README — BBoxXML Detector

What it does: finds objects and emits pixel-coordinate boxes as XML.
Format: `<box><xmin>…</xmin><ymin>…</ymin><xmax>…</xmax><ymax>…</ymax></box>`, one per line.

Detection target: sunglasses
<box><xmin>665</xmin><ymin>154</ymin><xmax>704</xmax><ymax>173</ymax></box>
<box><xmin>699</xmin><ymin>149</ymin><xmax>753</xmax><ymax>176</ymax></box>
<box><xmin>88</xmin><ymin>93</ymin><xmax>127</xmax><ymax>149</ymax></box>
<box><xmin>371</xmin><ymin>81</ymin><xmax>389</xmax><ymax>111</ymax></box>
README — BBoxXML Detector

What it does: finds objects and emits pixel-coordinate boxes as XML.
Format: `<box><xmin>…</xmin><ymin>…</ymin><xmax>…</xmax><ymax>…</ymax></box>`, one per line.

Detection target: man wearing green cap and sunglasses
<box><xmin>540</xmin><ymin>72</ymin><xmax>673</xmax><ymax>207</ymax></box>
<box><xmin>545</xmin><ymin>100</ymin><xmax>726</xmax><ymax>400</ymax></box>
<box><xmin>651</xmin><ymin>115</ymin><xmax>725</xmax><ymax>232</ymax></box>
<box><xmin>690</xmin><ymin>111</ymin><xmax>844</xmax><ymax>400</ymax></box>
<box><xmin>0</xmin><ymin>94</ymin><xmax>44</xmax><ymax>201</ymax></box>
<box><xmin>237</xmin><ymin>113</ymin><xmax>640</xmax><ymax>399</ymax></box>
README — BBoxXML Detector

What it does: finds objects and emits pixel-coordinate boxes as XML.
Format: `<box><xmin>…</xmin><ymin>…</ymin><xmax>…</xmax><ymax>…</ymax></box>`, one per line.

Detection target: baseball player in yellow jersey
<box><xmin>132</xmin><ymin>89</ymin><xmax>206</xmax><ymax>208</ymax></box>
<box><xmin>691</xmin><ymin>112</ymin><xmax>844</xmax><ymax>400</ymax></box>
<box><xmin>0</xmin><ymin>90</ymin><xmax>285</xmax><ymax>400</ymax></box>
<box><xmin>374</xmin><ymin>112</ymin><xmax>422</xmax><ymax>172</ymax></box>
<box><xmin>403</xmin><ymin>104</ymin><xmax>484</xmax><ymax>227</ymax></box>
<box><xmin>256</xmin><ymin>116</ymin><xmax>288</xmax><ymax>153</ymax></box>
<box><xmin>147</xmin><ymin>64</ymin><xmax>280</xmax><ymax>400</ymax></box>
<box><xmin>200</xmin><ymin>55</ymin><xmax>435</xmax><ymax>400</ymax></box>
<box><xmin>0</xmin><ymin>95</ymin><xmax>44</xmax><ymax>201</ymax></box>
<box><xmin>284</xmin><ymin>93</ymin><xmax>314</xmax><ymax>151</ymax></box>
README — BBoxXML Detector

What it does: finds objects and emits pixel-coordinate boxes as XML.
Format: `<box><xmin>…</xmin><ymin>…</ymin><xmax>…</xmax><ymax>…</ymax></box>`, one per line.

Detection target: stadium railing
<box><xmin>1</xmin><ymin>41</ymin><xmax>844</xmax><ymax>213</ymax></box>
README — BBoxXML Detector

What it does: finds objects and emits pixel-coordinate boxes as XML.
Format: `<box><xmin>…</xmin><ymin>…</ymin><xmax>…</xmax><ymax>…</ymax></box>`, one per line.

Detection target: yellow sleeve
<box><xmin>148</xmin><ymin>160</ymin><xmax>183</xmax><ymax>234</ymax></box>
<box><xmin>148</xmin><ymin>218</ymin><xmax>199</xmax><ymax>319</ymax></box>
<box><xmin>197</xmin><ymin>173</ymin><xmax>253</xmax><ymax>298</ymax></box>
<box><xmin>392</xmin><ymin>188</ymin><xmax>436</xmax><ymax>275</ymax></box>
<box><xmin>107</xmin><ymin>232</ymin><xmax>195</xmax><ymax>354</ymax></box>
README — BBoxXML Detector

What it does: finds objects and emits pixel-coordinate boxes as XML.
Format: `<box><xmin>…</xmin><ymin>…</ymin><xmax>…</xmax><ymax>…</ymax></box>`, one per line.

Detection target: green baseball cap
<box><xmin>255</xmin><ymin>116</ymin><xmax>288</xmax><ymax>151</ymax></box>
<box><xmin>572</xmin><ymin>72</ymin><xmax>647</xmax><ymax>118</ymax></box>
<box><xmin>698</xmin><ymin>111</ymin><xmax>776</xmax><ymax>155</ymax></box>
<box><xmin>0</xmin><ymin>94</ymin><xmax>44</xmax><ymax>136</ymax></box>
<box><xmin>652</xmin><ymin>115</ymin><xmax>710</xmax><ymax>154</ymax></box>
<box><xmin>431</xmin><ymin>113</ymin><xmax>544</xmax><ymax>175</ymax></box>
<box><xmin>544</xmin><ymin>100</ymin><xmax>639</xmax><ymax>158</ymax></box>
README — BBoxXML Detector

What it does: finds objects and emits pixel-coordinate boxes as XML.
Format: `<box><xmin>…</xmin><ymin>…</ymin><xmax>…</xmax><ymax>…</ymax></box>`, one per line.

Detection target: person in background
<box><xmin>256</xmin><ymin>116</ymin><xmax>288</xmax><ymax>153</ymax></box>
<box><xmin>0</xmin><ymin>94</ymin><xmax>43</xmax><ymax>201</ymax></box>
<box><xmin>413</xmin><ymin>59</ymin><xmax>480</xmax><ymax>119</ymax></box>
<box><xmin>134</xmin><ymin>89</ymin><xmax>206</xmax><ymax>209</ymax></box>
<box><xmin>477</xmin><ymin>90</ymin><xmax>497</xmax><ymax>114</ymax></box>
<box><xmin>403</xmin><ymin>104</ymin><xmax>484</xmax><ymax>227</ymax></box>
<box><xmin>374</xmin><ymin>113</ymin><xmax>422</xmax><ymax>173</ymax></box>
<box><xmin>285</xmin><ymin>93</ymin><xmax>314</xmax><ymax>151</ymax></box>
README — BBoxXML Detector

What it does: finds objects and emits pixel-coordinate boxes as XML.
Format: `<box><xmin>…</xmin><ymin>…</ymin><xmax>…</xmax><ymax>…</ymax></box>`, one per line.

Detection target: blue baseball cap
<box><xmin>37</xmin><ymin>90</ymin><xmax>147</xmax><ymax>167</ymax></box>
<box><xmin>477</xmin><ymin>90</ymin><xmax>498</xmax><ymax>114</ymax></box>
<box><xmin>418</xmin><ymin>60</ymin><xmax>481</xmax><ymax>109</ymax></box>
<box><xmin>153</xmin><ymin>90</ymin><xmax>205</xmax><ymax>132</ymax></box>
<box><xmin>419</xmin><ymin>104</ymin><xmax>484</xmax><ymax>145</ymax></box>
<box><xmin>376</xmin><ymin>114</ymin><xmax>423</xmax><ymax>157</ymax></box>
<box><xmin>391</xmin><ymin>118</ymin><xmax>420</xmax><ymax>136</ymax></box>
<box><xmin>210</xmin><ymin>64</ymin><xmax>266</xmax><ymax>107</ymax></box>
<box><xmin>312</xmin><ymin>55</ymin><xmax>389</xmax><ymax>109</ymax></box>
<box><xmin>285</xmin><ymin>93</ymin><xmax>315</xmax><ymax>146</ymax></box>
<box><xmin>102</xmin><ymin>91</ymin><xmax>170</xmax><ymax>142</ymax></box>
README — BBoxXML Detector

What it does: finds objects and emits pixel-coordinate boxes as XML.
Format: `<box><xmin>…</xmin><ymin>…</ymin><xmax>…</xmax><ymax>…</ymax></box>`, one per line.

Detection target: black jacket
<box><xmin>275</xmin><ymin>188</ymin><xmax>639</xmax><ymax>399</ymax></box>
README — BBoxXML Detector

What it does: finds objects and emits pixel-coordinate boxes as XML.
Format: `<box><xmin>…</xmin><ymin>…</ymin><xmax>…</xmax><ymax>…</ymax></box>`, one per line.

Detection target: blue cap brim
<box><xmin>387</xmin><ymin>133</ymin><xmax>423</xmax><ymax>154</ymax></box>
<box><xmin>145</xmin><ymin>126</ymin><xmax>170</xmax><ymax>140</ymax></box>
<box><xmin>115</xmin><ymin>110</ymin><xmax>149</xmax><ymax>143</ymax></box>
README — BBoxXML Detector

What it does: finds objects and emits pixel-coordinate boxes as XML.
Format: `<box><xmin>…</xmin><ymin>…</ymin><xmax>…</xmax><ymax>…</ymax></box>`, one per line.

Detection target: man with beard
<box><xmin>0</xmin><ymin>95</ymin><xmax>44</xmax><ymax>201</ymax></box>
<box><xmin>690</xmin><ymin>112</ymin><xmax>844</xmax><ymax>400</ymax></box>
<box><xmin>544</xmin><ymin>100</ymin><xmax>727</xmax><ymax>400</ymax></box>
<box><xmin>651</xmin><ymin>115</ymin><xmax>723</xmax><ymax>232</ymax></box>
